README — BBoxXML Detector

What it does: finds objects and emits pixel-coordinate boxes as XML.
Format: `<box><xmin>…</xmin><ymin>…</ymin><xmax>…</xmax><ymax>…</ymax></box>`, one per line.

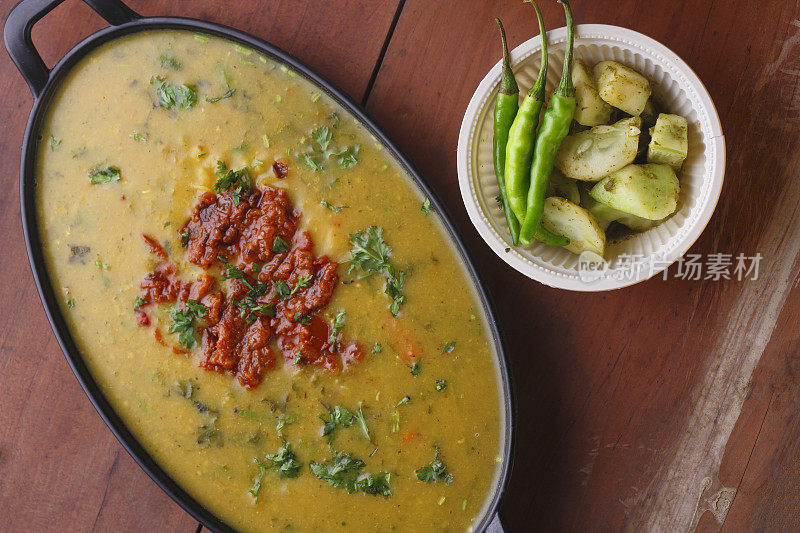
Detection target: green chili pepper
<box><xmin>492</xmin><ymin>18</ymin><xmax>521</xmax><ymax>246</ymax></box>
<box><xmin>518</xmin><ymin>0</ymin><xmax>576</xmax><ymax>247</ymax></box>
<box><xmin>504</xmin><ymin>0</ymin><xmax>547</xmax><ymax>225</ymax></box>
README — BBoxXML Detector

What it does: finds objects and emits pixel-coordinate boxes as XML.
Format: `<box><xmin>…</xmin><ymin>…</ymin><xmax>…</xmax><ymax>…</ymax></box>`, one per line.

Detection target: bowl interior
<box><xmin>462</xmin><ymin>25</ymin><xmax>724</xmax><ymax>290</ymax></box>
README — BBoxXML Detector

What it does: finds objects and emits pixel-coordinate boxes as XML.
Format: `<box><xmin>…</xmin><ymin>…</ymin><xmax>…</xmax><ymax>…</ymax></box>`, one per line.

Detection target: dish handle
<box><xmin>485</xmin><ymin>512</ymin><xmax>505</xmax><ymax>533</ymax></box>
<box><xmin>3</xmin><ymin>0</ymin><xmax>140</xmax><ymax>97</ymax></box>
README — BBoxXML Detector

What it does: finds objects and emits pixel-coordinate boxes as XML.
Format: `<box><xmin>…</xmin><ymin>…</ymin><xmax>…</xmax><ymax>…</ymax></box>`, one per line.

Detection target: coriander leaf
<box><xmin>441</xmin><ymin>341</ymin><xmax>456</xmax><ymax>354</ymax></box>
<box><xmin>159</xmin><ymin>52</ymin><xmax>182</xmax><ymax>70</ymax></box>
<box><xmin>134</xmin><ymin>297</ymin><xmax>145</xmax><ymax>309</ymax></box>
<box><xmin>309</xmin><ymin>450</ymin><xmax>390</xmax><ymax>497</ymax></box>
<box><xmin>319</xmin><ymin>405</ymin><xmax>355</xmax><ymax>438</ymax></box>
<box><xmin>131</xmin><ymin>132</ymin><xmax>147</xmax><ymax>142</ymax></box>
<box><xmin>353</xmin><ymin>472</ymin><xmax>391</xmax><ymax>497</ymax></box>
<box><xmin>328</xmin><ymin>311</ymin><xmax>346</xmax><ymax>344</ymax></box>
<box><xmin>346</xmin><ymin>226</ymin><xmax>392</xmax><ymax>276</ymax></box>
<box><xmin>271</xmin><ymin>236</ymin><xmax>290</xmax><ymax>254</ymax></box>
<box><xmin>273</xmin><ymin>279</ymin><xmax>291</xmax><ymax>298</ymax></box>
<box><xmin>95</xmin><ymin>259</ymin><xmax>109</xmax><ymax>270</ymax></box>
<box><xmin>66</xmin><ymin>297</ymin><xmax>75</xmax><ymax>309</ymax></box>
<box><xmin>320</xmin><ymin>200</ymin><xmax>347</xmax><ymax>213</ymax></box>
<box><xmin>151</xmin><ymin>76</ymin><xmax>197</xmax><ymax>110</ymax></box>
<box><xmin>233</xmin><ymin>408</ymin><xmax>272</xmax><ymax>424</ymax></box>
<box><xmin>310</xmin><ymin>450</ymin><xmax>364</xmax><ymax>490</ymax></box>
<box><xmin>410</xmin><ymin>361</ymin><xmax>421</xmax><ymax>377</ymax></box>
<box><xmin>213</xmin><ymin>160</ymin><xmax>252</xmax><ymax>205</ymax></box>
<box><xmin>298</xmin><ymin>152</ymin><xmax>325</xmax><ymax>172</ymax></box>
<box><xmin>293</xmin><ymin>311</ymin><xmax>311</xmax><ymax>326</ymax></box>
<box><xmin>395</xmin><ymin>395</ymin><xmax>411</xmax><ymax>408</ymax></box>
<box><xmin>89</xmin><ymin>165</ymin><xmax>121</xmax><ymax>184</ymax></box>
<box><xmin>384</xmin><ymin>266</ymin><xmax>406</xmax><ymax>317</ymax></box>
<box><xmin>180</xmin><ymin>228</ymin><xmax>190</xmax><ymax>247</ymax></box>
<box><xmin>435</xmin><ymin>379</ymin><xmax>447</xmax><ymax>392</ymax></box>
<box><xmin>248</xmin><ymin>458</ymin><xmax>268</xmax><ymax>502</ymax></box>
<box><xmin>421</xmin><ymin>198</ymin><xmax>432</xmax><ymax>215</ymax></box>
<box><xmin>275</xmin><ymin>413</ymin><xmax>298</xmax><ymax>433</ymax></box>
<box><xmin>264</xmin><ymin>441</ymin><xmax>302</xmax><ymax>478</ymax></box>
<box><xmin>312</xmin><ymin>126</ymin><xmax>332</xmax><ymax>152</ymax></box>
<box><xmin>167</xmin><ymin>299</ymin><xmax>207</xmax><ymax>349</ymax></box>
<box><xmin>289</xmin><ymin>275</ymin><xmax>313</xmax><ymax>296</ymax></box>
<box><xmin>49</xmin><ymin>135</ymin><xmax>61</xmax><ymax>150</ymax></box>
<box><xmin>415</xmin><ymin>447</ymin><xmax>453</xmax><ymax>485</ymax></box>
<box><xmin>371</xmin><ymin>342</ymin><xmax>382</xmax><ymax>354</ymax></box>
<box><xmin>355</xmin><ymin>405</ymin><xmax>371</xmax><ymax>442</ymax></box>
<box><xmin>206</xmin><ymin>87</ymin><xmax>235</xmax><ymax>103</ymax></box>
<box><xmin>331</xmin><ymin>144</ymin><xmax>360</xmax><ymax>169</ymax></box>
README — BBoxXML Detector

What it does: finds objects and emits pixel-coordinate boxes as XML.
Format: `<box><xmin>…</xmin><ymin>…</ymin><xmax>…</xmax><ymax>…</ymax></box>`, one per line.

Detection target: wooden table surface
<box><xmin>2</xmin><ymin>0</ymin><xmax>799</xmax><ymax>531</ymax></box>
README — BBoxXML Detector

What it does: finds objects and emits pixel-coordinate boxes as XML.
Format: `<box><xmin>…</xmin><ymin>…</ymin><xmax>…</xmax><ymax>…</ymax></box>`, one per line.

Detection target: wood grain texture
<box><xmin>0</xmin><ymin>0</ymin><xmax>400</xmax><ymax>531</ymax></box>
<box><xmin>366</xmin><ymin>0</ymin><xmax>800</xmax><ymax>531</ymax></box>
<box><xmin>3</xmin><ymin>0</ymin><xmax>800</xmax><ymax>531</ymax></box>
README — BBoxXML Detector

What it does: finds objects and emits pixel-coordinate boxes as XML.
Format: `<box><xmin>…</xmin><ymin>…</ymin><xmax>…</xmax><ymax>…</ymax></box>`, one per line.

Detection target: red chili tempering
<box><xmin>137</xmin><ymin>185</ymin><xmax>362</xmax><ymax>389</ymax></box>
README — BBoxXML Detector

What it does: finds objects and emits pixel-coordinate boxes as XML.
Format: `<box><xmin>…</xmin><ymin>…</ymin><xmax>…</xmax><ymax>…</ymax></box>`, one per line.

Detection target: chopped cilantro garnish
<box><xmin>248</xmin><ymin>458</ymin><xmax>268</xmax><ymax>502</ymax></box>
<box><xmin>320</xmin><ymin>199</ymin><xmax>348</xmax><ymax>213</ymax></box>
<box><xmin>310</xmin><ymin>451</ymin><xmax>391</xmax><ymax>497</ymax></box>
<box><xmin>264</xmin><ymin>441</ymin><xmax>302</xmax><ymax>478</ymax></box>
<box><xmin>346</xmin><ymin>226</ymin><xmax>406</xmax><ymax>317</ymax></box>
<box><xmin>395</xmin><ymin>395</ymin><xmax>411</xmax><ymax>408</ymax></box>
<box><xmin>49</xmin><ymin>135</ymin><xmax>61</xmax><ymax>150</ymax></box>
<box><xmin>167</xmin><ymin>299</ymin><xmax>207</xmax><ymax>349</ymax></box>
<box><xmin>441</xmin><ymin>341</ymin><xmax>456</xmax><ymax>354</ymax></box>
<box><xmin>328</xmin><ymin>311</ymin><xmax>345</xmax><ymax>344</ymax></box>
<box><xmin>159</xmin><ymin>52</ymin><xmax>182</xmax><ymax>70</ymax></box>
<box><xmin>371</xmin><ymin>343</ymin><xmax>382</xmax><ymax>354</ymax></box>
<box><xmin>180</xmin><ymin>228</ymin><xmax>190</xmax><ymax>247</ymax></box>
<box><xmin>271</xmin><ymin>236</ymin><xmax>289</xmax><ymax>254</ymax></box>
<box><xmin>151</xmin><ymin>76</ymin><xmax>197</xmax><ymax>110</ymax></box>
<box><xmin>66</xmin><ymin>297</ymin><xmax>75</xmax><ymax>309</ymax></box>
<box><xmin>331</xmin><ymin>144</ymin><xmax>360</xmax><ymax>169</ymax></box>
<box><xmin>435</xmin><ymin>379</ymin><xmax>447</xmax><ymax>392</ymax></box>
<box><xmin>410</xmin><ymin>361</ymin><xmax>421</xmax><ymax>377</ymax></box>
<box><xmin>292</xmin><ymin>311</ymin><xmax>311</xmax><ymax>326</ymax></box>
<box><xmin>206</xmin><ymin>87</ymin><xmax>235</xmax><ymax>103</ymax></box>
<box><xmin>95</xmin><ymin>259</ymin><xmax>109</xmax><ymax>270</ymax></box>
<box><xmin>415</xmin><ymin>447</ymin><xmax>453</xmax><ymax>484</ymax></box>
<box><xmin>89</xmin><ymin>165</ymin><xmax>121</xmax><ymax>184</ymax></box>
<box><xmin>213</xmin><ymin>160</ymin><xmax>252</xmax><ymax>205</ymax></box>
<box><xmin>421</xmin><ymin>198</ymin><xmax>432</xmax><ymax>215</ymax></box>
<box><xmin>134</xmin><ymin>297</ymin><xmax>146</xmax><ymax>309</ymax></box>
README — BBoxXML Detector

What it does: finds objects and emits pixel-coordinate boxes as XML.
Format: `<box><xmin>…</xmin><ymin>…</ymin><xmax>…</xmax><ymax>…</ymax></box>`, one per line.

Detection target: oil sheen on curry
<box><xmin>36</xmin><ymin>30</ymin><xmax>503</xmax><ymax>532</ymax></box>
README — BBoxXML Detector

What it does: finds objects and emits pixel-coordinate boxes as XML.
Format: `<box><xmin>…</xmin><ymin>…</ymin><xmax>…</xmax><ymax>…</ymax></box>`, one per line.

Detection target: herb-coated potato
<box><xmin>572</xmin><ymin>59</ymin><xmax>613</xmax><ymax>127</ymax></box>
<box><xmin>589</xmin><ymin>163</ymin><xmax>679</xmax><ymax>220</ymax></box>
<box><xmin>580</xmin><ymin>188</ymin><xmax>661</xmax><ymax>232</ymax></box>
<box><xmin>594</xmin><ymin>61</ymin><xmax>651</xmax><ymax>116</ymax></box>
<box><xmin>541</xmin><ymin>197</ymin><xmax>606</xmax><ymax>256</ymax></box>
<box><xmin>555</xmin><ymin>116</ymin><xmax>641</xmax><ymax>182</ymax></box>
<box><xmin>546</xmin><ymin>169</ymin><xmax>581</xmax><ymax>204</ymax></box>
<box><xmin>647</xmin><ymin>113</ymin><xmax>689</xmax><ymax>170</ymax></box>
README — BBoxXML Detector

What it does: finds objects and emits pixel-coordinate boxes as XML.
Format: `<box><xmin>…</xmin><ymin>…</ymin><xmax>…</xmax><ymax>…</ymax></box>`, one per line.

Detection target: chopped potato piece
<box><xmin>589</xmin><ymin>163</ymin><xmax>679</xmax><ymax>220</ymax></box>
<box><xmin>647</xmin><ymin>113</ymin><xmax>688</xmax><ymax>170</ymax></box>
<box><xmin>593</xmin><ymin>61</ymin><xmax>651</xmax><ymax>116</ymax></box>
<box><xmin>546</xmin><ymin>169</ymin><xmax>581</xmax><ymax>204</ymax></box>
<box><xmin>541</xmin><ymin>197</ymin><xmax>606</xmax><ymax>256</ymax></box>
<box><xmin>572</xmin><ymin>59</ymin><xmax>613</xmax><ymax>126</ymax></box>
<box><xmin>555</xmin><ymin>117</ymin><xmax>640</xmax><ymax>182</ymax></box>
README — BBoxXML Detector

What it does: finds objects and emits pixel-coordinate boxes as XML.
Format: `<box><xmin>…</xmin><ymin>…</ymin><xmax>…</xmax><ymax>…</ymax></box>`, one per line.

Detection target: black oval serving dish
<box><xmin>4</xmin><ymin>0</ymin><xmax>515</xmax><ymax>530</ymax></box>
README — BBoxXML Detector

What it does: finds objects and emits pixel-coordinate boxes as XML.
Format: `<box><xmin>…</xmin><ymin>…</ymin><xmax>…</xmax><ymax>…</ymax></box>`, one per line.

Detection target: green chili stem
<box><xmin>527</xmin><ymin>0</ymin><xmax>548</xmax><ymax>101</ymax></box>
<box><xmin>554</xmin><ymin>0</ymin><xmax>575</xmax><ymax>98</ymax></box>
<box><xmin>495</xmin><ymin>18</ymin><xmax>518</xmax><ymax>96</ymax></box>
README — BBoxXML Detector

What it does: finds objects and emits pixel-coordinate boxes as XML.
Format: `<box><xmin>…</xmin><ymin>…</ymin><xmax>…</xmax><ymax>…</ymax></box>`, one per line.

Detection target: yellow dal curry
<box><xmin>35</xmin><ymin>30</ymin><xmax>504</xmax><ymax>532</ymax></box>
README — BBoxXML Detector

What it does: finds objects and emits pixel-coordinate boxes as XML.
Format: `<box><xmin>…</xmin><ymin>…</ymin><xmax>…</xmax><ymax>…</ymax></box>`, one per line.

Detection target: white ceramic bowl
<box><xmin>457</xmin><ymin>24</ymin><xmax>725</xmax><ymax>291</ymax></box>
